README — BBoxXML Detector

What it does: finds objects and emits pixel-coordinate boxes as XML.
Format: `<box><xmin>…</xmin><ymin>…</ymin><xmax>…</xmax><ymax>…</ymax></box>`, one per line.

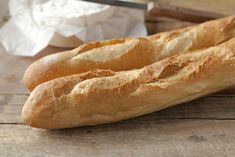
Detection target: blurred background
<box><xmin>0</xmin><ymin>0</ymin><xmax>235</xmax><ymax>57</ymax></box>
<box><xmin>1</xmin><ymin>0</ymin><xmax>235</xmax><ymax>32</ymax></box>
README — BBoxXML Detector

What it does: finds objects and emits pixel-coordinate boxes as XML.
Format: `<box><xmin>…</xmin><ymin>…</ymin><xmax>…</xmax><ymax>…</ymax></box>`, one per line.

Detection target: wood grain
<box><xmin>146</xmin><ymin>0</ymin><xmax>235</xmax><ymax>34</ymax></box>
<box><xmin>0</xmin><ymin>45</ymin><xmax>68</xmax><ymax>94</ymax></box>
<box><xmin>167</xmin><ymin>0</ymin><xmax>235</xmax><ymax>15</ymax></box>
<box><xmin>0</xmin><ymin>120</ymin><xmax>234</xmax><ymax>157</ymax></box>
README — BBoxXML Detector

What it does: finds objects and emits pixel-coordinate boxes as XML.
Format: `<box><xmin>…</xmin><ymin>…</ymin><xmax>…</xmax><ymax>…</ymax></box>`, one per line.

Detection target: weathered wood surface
<box><xmin>146</xmin><ymin>0</ymin><xmax>235</xmax><ymax>34</ymax></box>
<box><xmin>0</xmin><ymin>120</ymin><xmax>234</xmax><ymax>157</ymax></box>
<box><xmin>0</xmin><ymin>93</ymin><xmax>235</xmax><ymax>157</ymax></box>
<box><xmin>0</xmin><ymin>46</ymin><xmax>67</xmax><ymax>94</ymax></box>
<box><xmin>167</xmin><ymin>0</ymin><xmax>235</xmax><ymax>15</ymax></box>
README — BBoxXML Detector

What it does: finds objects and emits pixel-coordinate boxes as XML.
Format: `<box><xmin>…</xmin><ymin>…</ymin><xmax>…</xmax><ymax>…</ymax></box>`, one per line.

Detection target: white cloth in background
<box><xmin>0</xmin><ymin>0</ymin><xmax>147</xmax><ymax>56</ymax></box>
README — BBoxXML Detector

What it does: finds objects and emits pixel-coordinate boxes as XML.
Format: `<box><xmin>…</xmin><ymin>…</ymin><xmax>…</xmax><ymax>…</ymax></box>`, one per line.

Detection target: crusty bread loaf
<box><xmin>23</xmin><ymin>16</ymin><xmax>235</xmax><ymax>91</ymax></box>
<box><xmin>22</xmin><ymin>38</ymin><xmax>235</xmax><ymax>129</ymax></box>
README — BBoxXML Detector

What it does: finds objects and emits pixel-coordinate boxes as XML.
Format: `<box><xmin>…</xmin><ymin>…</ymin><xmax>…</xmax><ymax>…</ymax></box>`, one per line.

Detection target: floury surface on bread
<box><xmin>23</xmin><ymin>16</ymin><xmax>235</xmax><ymax>91</ymax></box>
<box><xmin>22</xmin><ymin>38</ymin><xmax>235</xmax><ymax>129</ymax></box>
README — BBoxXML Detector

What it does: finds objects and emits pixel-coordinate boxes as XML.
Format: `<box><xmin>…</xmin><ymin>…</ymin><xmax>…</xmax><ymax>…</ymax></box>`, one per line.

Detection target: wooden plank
<box><xmin>145</xmin><ymin>17</ymin><xmax>194</xmax><ymax>34</ymax></box>
<box><xmin>148</xmin><ymin>0</ymin><xmax>235</xmax><ymax>21</ymax></box>
<box><xmin>166</xmin><ymin>0</ymin><xmax>235</xmax><ymax>15</ymax></box>
<box><xmin>1</xmin><ymin>94</ymin><xmax>235</xmax><ymax>124</ymax></box>
<box><xmin>0</xmin><ymin>94</ymin><xmax>27</xmax><ymax>123</ymax></box>
<box><xmin>0</xmin><ymin>45</ymin><xmax>68</xmax><ymax>94</ymax></box>
<box><xmin>0</xmin><ymin>120</ymin><xmax>234</xmax><ymax>157</ymax></box>
<box><xmin>145</xmin><ymin>0</ymin><xmax>235</xmax><ymax>34</ymax></box>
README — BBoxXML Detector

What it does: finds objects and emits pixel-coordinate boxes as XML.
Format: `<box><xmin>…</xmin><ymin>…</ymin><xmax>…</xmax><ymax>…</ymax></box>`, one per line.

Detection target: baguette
<box><xmin>22</xmin><ymin>38</ymin><xmax>235</xmax><ymax>129</ymax></box>
<box><xmin>23</xmin><ymin>16</ymin><xmax>235</xmax><ymax>91</ymax></box>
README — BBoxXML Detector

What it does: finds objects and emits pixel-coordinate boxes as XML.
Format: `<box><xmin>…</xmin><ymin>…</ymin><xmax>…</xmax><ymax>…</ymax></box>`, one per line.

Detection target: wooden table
<box><xmin>1</xmin><ymin>1</ymin><xmax>235</xmax><ymax>156</ymax></box>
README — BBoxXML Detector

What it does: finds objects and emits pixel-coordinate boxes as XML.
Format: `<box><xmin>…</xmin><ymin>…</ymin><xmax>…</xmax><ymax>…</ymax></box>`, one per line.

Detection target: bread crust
<box><xmin>23</xmin><ymin>16</ymin><xmax>235</xmax><ymax>91</ymax></box>
<box><xmin>22</xmin><ymin>38</ymin><xmax>235</xmax><ymax>129</ymax></box>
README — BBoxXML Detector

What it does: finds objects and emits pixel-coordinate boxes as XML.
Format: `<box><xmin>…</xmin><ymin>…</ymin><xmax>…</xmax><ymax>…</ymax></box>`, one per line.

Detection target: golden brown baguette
<box><xmin>23</xmin><ymin>16</ymin><xmax>235</xmax><ymax>91</ymax></box>
<box><xmin>22</xmin><ymin>38</ymin><xmax>235</xmax><ymax>129</ymax></box>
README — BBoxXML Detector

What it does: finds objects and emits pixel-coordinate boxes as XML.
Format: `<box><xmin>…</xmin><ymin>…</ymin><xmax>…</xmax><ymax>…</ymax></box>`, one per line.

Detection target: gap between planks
<box><xmin>0</xmin><ymin>119</ymin><xmax>234</xmax><ymax>157</ymax></box>
<box><xmin>0</xmin><ymin>118</ymin><xmax>235</xmax><ymax>127</ymax></box>
<box><xmin>0</xmin><ymin>117</ymin><xmax>235</xmax><ymax>126</ymax></box>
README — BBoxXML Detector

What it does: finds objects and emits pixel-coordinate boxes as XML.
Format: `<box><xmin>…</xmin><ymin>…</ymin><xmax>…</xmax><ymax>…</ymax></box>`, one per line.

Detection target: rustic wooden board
<box><xmin>146</xmin><ymin>0</ymin><xmax>235</xmax><ymax>34</ymax></box>
<box><xmin>0</xmin><ymin>120</ymin><xmax>234</xmax><ymax>157</ymax></box>
<box><xmin>0</xmin><ymin>45</ymin><xmax>67</xmax><ymax>94</ymax></box>
<box><xmin>167</xmin><ymin>0</ymin><xmax>235</xmax><ymax>15</ymax></box>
